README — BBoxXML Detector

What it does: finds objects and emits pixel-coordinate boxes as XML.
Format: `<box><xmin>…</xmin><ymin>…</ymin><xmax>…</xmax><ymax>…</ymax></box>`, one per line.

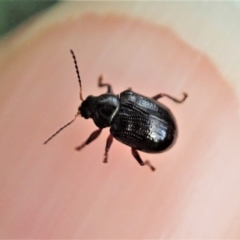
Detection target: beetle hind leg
<box><xmin>131</xmin><ymin>148</ymin><xmax>156</xmax><ymax>172</ymax></box>
<box><xmin>152</xmin><ymin>92</ymin><xmax>187</xmax><ymax>103</ymax></box>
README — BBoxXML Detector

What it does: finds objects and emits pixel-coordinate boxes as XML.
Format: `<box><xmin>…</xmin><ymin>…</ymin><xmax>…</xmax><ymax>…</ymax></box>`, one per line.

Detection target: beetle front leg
<box><xmin>75</xmin><ymin>129</ymin><xmax>102</xmax><ymax>151</ymax></box>
<box><xmin>131</xmin><ymin>148</ymin><xmax>156</xmax><ymax>171</ymax></box>
<box><xmin>98</xmin><ymin>75</ymin><xmax>113</xmax><ymax>93</ymax></box>
<box><xmin>103</xmin><ymin>134</ymin><xmax>114</xmax><ymax>163</ymax></box>
<box><xmin>152</xmin><ymin>92</ymin><xmax>188</xmax><ymax>103</ymax></box>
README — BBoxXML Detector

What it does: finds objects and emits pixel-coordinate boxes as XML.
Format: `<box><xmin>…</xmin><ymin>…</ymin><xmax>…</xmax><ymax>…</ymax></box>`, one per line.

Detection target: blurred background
<box><xmin>0</xmin><ymin>1</ymin><xmax>58</xmax><ymax>36</ymax></box>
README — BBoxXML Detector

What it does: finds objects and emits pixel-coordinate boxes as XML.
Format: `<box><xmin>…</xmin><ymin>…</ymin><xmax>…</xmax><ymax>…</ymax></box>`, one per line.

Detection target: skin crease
<box><xmin>0</xmin><ymin>3</ymin><xmax>240</xmax><ymax>239</ymax></box>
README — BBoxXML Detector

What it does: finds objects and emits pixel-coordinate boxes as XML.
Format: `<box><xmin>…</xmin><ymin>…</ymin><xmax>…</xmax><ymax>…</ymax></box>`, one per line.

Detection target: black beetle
<box><xmin>44</xmin><ymin>50</ymin><xmax>187</xmax><ymax>171</ymax></box>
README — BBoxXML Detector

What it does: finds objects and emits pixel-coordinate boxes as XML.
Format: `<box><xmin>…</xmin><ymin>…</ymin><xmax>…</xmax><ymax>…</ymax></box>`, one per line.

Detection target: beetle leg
<box><xmin>103</xmin><ymin>134</ymin><xmax>114</xmax><ymax>163</ymax></box>
<box><xmin>131</xmin><ymin>148</ymin><xmax>156</xmax><ymax>171</ymax></box>
<box><xmin>152</xmin><ymin>92</ymin><xmax>188</xmax><ymax>103</ymax></box>
<box><xmin>75</xmin><ymin>129</ymin><xmax>102</xmax><ymax>151</ymax></box>
<box><xmin>98</xmin><ymin>75</ymin><xmax>113</xmax><ymax>93</ymax></box>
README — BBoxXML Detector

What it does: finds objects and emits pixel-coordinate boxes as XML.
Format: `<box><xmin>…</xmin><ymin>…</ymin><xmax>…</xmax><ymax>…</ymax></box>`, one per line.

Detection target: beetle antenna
<box><xmin>70</xmin><ymin>49</ymin><xmax>83</xmax><ymax>101</ymax></box>
<box><xmin>43</xmin><ymin>114</ymin><xmax>78</xmax><ymax>145</ymax></box>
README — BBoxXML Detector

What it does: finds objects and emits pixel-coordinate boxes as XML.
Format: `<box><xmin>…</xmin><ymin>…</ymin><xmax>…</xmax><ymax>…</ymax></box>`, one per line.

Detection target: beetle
<box><xmin>44</xmin><ymin>50</ymin><xmax>187</xmax><ymax>171</ymax></box>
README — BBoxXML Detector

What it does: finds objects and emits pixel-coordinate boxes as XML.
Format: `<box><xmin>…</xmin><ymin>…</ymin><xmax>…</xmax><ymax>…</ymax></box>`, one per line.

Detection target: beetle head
<box><xmin>78</xmin><ymin>95</ymin><xmax>95</xmax><ymax>119</ymax></box>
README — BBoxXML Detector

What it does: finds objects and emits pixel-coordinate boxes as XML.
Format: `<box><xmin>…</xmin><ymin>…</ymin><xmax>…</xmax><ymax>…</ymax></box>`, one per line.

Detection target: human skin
<box><xmin>0</xmin><ymin>2</ymin><xmax>240</xmax><ymax>239</ymax></box>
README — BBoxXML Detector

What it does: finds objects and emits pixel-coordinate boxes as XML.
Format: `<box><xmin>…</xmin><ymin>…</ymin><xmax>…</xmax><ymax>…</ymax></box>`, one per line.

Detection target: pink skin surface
<box><xmin>0</xmin><ymin>13</ymin><xmax>240</xmax><ymax>238</ymax></box>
